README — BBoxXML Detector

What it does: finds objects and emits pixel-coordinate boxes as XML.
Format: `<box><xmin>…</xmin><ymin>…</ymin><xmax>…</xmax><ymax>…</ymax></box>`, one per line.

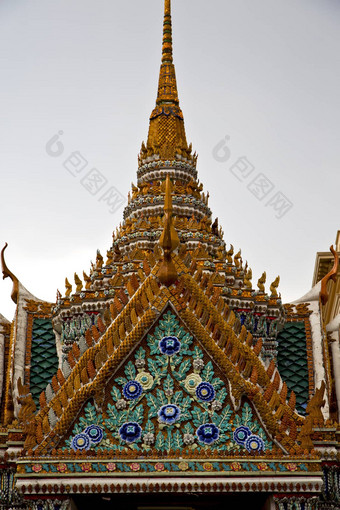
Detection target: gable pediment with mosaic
<box><xmin>62</xmin><ymin>310</ymin><xmax>273</xmax><ymax>457</ymax></box>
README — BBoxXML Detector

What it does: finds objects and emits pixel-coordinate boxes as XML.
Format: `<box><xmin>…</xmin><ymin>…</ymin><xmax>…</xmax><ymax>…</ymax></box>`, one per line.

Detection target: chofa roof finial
<box><xmin>1</xmin><ymin>243</ymin><xmax>19</xmax><ymax>304</ymax></box>
<box><xmin>320</xmin><ymin>245</ymin><xmax>339</xmax><ymax>306</ymax></box>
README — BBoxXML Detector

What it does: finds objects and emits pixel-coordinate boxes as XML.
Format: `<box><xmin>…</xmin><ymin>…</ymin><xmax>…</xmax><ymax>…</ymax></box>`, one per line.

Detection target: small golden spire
<box><xmin>157</xmin><ymin>175</ymin><xmax>179</xmax><ymax>286</ymax></box>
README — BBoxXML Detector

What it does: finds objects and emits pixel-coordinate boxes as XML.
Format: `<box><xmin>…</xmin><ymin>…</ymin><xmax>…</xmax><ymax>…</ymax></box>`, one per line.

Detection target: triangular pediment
<box><xmin>61</xmin><ymin>308</ymin><xmax>276</xmax><ymax>456</ymax></box>
<box><xmin>20</xmin><ymin>262</ymin><xmax>306</xmax><ymax>465</ymax></box>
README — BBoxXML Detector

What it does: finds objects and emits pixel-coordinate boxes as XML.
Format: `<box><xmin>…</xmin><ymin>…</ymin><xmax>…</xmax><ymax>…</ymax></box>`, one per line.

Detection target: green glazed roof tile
<box><xmin>30</xmin><ymin>318</ymin><xmax>59</xmax><ymax>407</ymax></box>
<box><xmin>277</xmin><ymin>321</ymin><xmax>309</xmax><ymax>415</ymax></box>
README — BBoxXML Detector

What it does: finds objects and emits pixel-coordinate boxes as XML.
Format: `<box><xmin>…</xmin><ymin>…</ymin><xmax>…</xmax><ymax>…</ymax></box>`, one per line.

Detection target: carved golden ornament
<box><xmin>234</xmin><ymin>249</ymin><xmax>242</xmax><ymax>269</ymax></box>
<box><xmin>1</xmin><ymin>243</ymin><xmax>19</xmax><ymax>304</ymax></box>
<box><xmin>17</xmin><ymin>379</ymin><xmax>37</xmax><ymax>431</ymax></box>
<box><xmin>257</xmin><ymin>271</ymin><xmax>266</xmax><ymax>293</ymax></box>
<box><xmin>158</xmin><ymin>176</ymin><xmax>179</xmax><ymax>286</ymax></box>
<box><xmin>24</xmin><ymin>299</ymin><xmax>39</xmax><ymax>313</ymax></box>
<box><xmin>106</xmin><ymin>249</ymin><xmax>113</xmax><ymax>266</ymax></box>
<box><xmin>244</xmin><ymin>268</ymin><xmax>252</xmax><ymax>289</ymax></box>
<box><xmin>270</xmin><ymin>276</ymin><xmax>280</xmax><ymax>298</ymax></box>
<box><xmin>320</xmin><ymin>245</ymin><xmax>339</xmax><ymax>306</ymax></box>
<box><xmin>295</xmin><ymin>303</ymin><xmax>311</xmax><ymax>316</ymax></box>
<box><xmin>74</xmin><ymin>273</ymin><xmax>83</xmax><ymax>293</ymax></box>
<box><xmin>96</xmin><ymin>250</ymin><xmax>104</xmax><ymax>269</ymax></box>
<box><xmin>131</xmin><ymin>182</ymin><xmax>138</xmax><ymax>199</ymax></box>
<box><xmin>226</xmin><ymin>244</ymin><xmax>234</xmax><ymax>264</ymax></box>
<box><xmin>298</xmin><ymin>416</ymin><xmax>314</xmax><ymax>451</ymax></box>
<box><xmin>39</xmin><ymin>302</ymin><xmax>53</xmax><ymax>315</ymax></box>
<box><xmin>306</xmin><ymin>381</ymin><xmax>326</xmax><ymax>427</ymax></box>
<box><xmin>83</xmin><ymin>271</ymin><xmax>91</xmax><ymax>290</ymax></box>
<box><xmin>65</xmin><ymin>278</ymin><xmax>72</xmax><ymax>297</ymax></box>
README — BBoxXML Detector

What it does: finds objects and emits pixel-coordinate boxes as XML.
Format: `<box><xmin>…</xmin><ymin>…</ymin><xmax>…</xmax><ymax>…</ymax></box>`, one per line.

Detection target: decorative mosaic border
<box><xmin>18</xmin><ymin>459</ymin><xmax>320</xmax><ymax>476</ymax></box>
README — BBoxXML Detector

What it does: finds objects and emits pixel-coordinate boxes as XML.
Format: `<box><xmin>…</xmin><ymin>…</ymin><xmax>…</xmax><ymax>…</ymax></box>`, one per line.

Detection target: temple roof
<box><xmin>0</xmin><ymin>3</ymin><xmax>339</xmax><ymax>501</ymax></box>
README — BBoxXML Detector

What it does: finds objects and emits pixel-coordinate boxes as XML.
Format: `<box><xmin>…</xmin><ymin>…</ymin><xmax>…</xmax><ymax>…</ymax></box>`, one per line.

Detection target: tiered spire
<box><xmin>144</xmin><ymin>0</ymin><xmax>189</xmax><ymax>160</ymax></box>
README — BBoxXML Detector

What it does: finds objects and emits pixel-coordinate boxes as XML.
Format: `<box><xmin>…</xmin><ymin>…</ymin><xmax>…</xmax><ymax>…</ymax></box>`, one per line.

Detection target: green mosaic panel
<box><xmin>30</xmin><ymin>318</ymin><xmax>58</xmax><ymax>406</ymax></box>
<box><xmin>277</xmin><ymin>321</ymin><xmax>309</xmax><ymax>415</ymax></box>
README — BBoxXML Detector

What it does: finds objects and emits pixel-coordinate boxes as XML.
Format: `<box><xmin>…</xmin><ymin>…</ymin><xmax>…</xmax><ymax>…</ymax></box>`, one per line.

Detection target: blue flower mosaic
<box><xmin>245</xmin><ymin>434</ymin><xmax>265</xmax><ymax>453</ymax></box>
<box><xmin>196</xmin><ymin>423</ymin><xmax>220</xmax><ymax>445</ymax></box>
<box><xmin>159</xmin><ymin>336</ymin><xmax>181</xmax><ymax>356</ymax></box>
<box><xmin>233</xmin><ymin>426</ymin><xmax>251</xmax><ymax>446</ymax></box>
<box><xmin>196</xmin><ymin>382</ymin><xmax>215</xmax><ymax>402</ymax></box>
<box><xmin>84</xmin><ymin>425</ymin><xmax>103</xmax><ymax>444</ymax></box>
<box><xmin>123</xmin><ymin>380</ymin><xmax>143</xmax><ymax>400</ymax></box>
<box><xmin>119</xmin><ymin>422</ymin><xmax>142</xmax><ymax>443</ymax></box>
<box><xmin>71</xmin><ymin>433</ymin><xmax>91</xmax><ymax>451</ymax></box>
<box><xmin>158</xmin><ymin>404</ymin><xmax>181</xmax><ymax>425</ymax></box>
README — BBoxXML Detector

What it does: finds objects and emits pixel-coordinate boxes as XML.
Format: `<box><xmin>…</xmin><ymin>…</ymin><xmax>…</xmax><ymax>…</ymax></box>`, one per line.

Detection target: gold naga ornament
<box><xmin>257</xmin><ymin>271</ymin><xmax>266</xmax><ymax>293</ymax></box>
<box><xmin>270</xmin><ymin>276</ymin><xmax>280</xmax><ymax>298</ymax></box>
<box><xmin>234</xmin><ymin>249</ymin><xmax>242</xmax><ymax>269</ymax></box>
<box><xmin>83</xmin><ymin>271</ymin><xmax>92</xmax><ymax>290</ymax></box>
<box><xmin>74</xmin><ymin>273</ymin><xmax>83</xmax><ymax>293</ymax></box>
<box><xmin>244</xmin><ymin>268</ymin><xmax>253</xmax><ymax>289</ymax></box>
<box><xmin>226</xmin><ymin>244</ymin><xmax>234</xmax><ymax>264</ymax></box>
<box><xmin>65</xmin><ymin>278</ymin><xmax>72</xmax><ymax>297</ymax></box>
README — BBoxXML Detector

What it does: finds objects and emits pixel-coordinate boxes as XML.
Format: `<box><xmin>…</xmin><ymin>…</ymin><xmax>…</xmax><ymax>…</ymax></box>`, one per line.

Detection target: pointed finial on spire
<box><xmin>155</xmin><ymin>0</ymin><xmax>179</xmax><ymax>107</ymax></box>
<box><xmin>157</xmin><ymin>175</ymin><xmax>179</xmax><ymax>286</ymax></box>
<box><xmin>144</xmin><ymin>0</ymin><xmax>190</xmax><ymax>159</ymax></box>
<box><xmin>162</xmin><ymin>0</ymin><xmax>173</xmax><ymax>64</ymax></box>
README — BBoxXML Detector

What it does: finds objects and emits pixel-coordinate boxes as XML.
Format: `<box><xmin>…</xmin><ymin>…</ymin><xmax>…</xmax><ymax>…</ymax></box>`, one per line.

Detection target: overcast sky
<box><xmin>0</xmin><ymin>0</ymin><xmax>339</xmax><ymax>321</ymax></box>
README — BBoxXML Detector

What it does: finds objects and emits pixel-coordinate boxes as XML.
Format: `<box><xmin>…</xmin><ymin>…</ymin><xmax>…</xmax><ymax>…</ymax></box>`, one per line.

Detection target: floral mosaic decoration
<box><xmin>65</xmin><ymin>311</ymin><xmax>271</xmax><ymax>454</ymax></box>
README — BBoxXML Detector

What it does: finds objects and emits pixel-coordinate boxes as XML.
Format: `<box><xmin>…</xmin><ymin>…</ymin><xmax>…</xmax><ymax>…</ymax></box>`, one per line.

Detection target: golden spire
<box><xmin>157</xmin><ymin>0</ymin><xmax>178</xmax><ymax>104</ymax></box>
<box><xmin>162</xmin><ymin>0</ymin><xmax>173</xmax><ymax>64</ymax></box>
<box><xmin>157</xmin><ymin>175</ymin><xmax>179</xmax><ymax>286</ymax></box>
<box><xmin>145</xmin><ymin>0</ymin><xmax>189</xmax><ymax>160</ymax></box>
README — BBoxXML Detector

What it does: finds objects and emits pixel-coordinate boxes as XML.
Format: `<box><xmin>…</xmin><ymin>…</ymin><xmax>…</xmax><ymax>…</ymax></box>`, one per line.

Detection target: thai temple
<box><xmin>1</xmin><ymin>1</ymin><xmax>340</xmax><ymax>509</ymax></box>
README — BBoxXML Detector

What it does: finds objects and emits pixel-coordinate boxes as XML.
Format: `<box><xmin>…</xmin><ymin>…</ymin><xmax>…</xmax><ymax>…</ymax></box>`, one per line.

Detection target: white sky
<box><xmin>0</xmin><ymin>0</ymin><xmax>339</xmax><ymax>321</ymax></box>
